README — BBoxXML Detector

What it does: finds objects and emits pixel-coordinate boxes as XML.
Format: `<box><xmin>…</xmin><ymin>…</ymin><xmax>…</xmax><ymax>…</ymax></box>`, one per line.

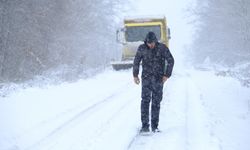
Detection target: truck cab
<box><xmin>112</xmin><ymin>16</ymin><xmax>171</xmax><ymax>70</ymax></box>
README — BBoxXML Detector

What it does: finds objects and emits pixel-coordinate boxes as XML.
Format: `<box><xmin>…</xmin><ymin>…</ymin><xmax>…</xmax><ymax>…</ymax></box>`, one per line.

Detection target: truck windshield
<box><xmin>125</xmin><ymin>25</ymin><xmax>161</xmax><ymax>42</ymax></box>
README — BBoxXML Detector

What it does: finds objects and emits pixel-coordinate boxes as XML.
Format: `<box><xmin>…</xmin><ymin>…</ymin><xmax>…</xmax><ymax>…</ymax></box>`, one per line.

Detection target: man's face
<box><xmin>147</xmin><ymin>42</ymin><xmax>156</xmax><ymax>49</ymax></box>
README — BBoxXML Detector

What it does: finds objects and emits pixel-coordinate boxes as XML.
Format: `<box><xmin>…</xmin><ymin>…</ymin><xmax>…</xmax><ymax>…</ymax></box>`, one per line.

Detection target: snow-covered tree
<box><xmin>191</xmin><ymin>0</ymin><xmax>250</xmax><ymax>66</ymax></box>
<box><xmin>0</xmin><ymin>0</ymin><xmax>128</xmax><ymax>82</ymax></box>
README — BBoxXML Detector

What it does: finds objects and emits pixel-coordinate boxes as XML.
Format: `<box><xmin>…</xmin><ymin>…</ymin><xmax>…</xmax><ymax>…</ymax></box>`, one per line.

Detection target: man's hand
<box><xmin>134</xmin><ymin>77</ymin><xmax>140</xmax><ymax>85</ymax></box>
<box><xmin>162</xmin><ymin>76</ymin><xmax>168</xmax><ymax>84</ymax></box>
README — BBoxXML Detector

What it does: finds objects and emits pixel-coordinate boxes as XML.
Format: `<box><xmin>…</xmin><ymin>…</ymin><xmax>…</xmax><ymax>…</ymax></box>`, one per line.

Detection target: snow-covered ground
<box><xmin>0</xmin><ymin>67</ymin><xmax>250</xmax><ymax>150</ymax></box>
<box><xmin>1</xmin><ymin>0</ymin><xmax>250</xmax><ymax>150</ymax></box>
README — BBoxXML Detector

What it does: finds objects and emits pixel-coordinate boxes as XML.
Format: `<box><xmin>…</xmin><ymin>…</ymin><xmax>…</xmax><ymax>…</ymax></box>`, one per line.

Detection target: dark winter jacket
<box><xmin>133</xmin><ymin>42</ymin><xmax>174</xmax><ymax>81</ymax></box>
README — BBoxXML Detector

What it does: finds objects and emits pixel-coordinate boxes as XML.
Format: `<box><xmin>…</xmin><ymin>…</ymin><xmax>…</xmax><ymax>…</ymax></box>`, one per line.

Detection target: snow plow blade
<box><xmin>111</xmin><ymin>60</ymin><xmax>133</xmax><ymax>71</ymax></box>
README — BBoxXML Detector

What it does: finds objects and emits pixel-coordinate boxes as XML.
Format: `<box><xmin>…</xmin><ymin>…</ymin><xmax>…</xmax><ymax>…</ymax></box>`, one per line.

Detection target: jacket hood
<box><xmin>144</xmin><ymin>31</ymin><xmax>158</xmax><ymax>44</ymax></box>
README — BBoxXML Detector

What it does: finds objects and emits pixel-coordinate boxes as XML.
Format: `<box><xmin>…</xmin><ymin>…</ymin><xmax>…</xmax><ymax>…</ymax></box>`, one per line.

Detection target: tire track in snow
<box><xmin>126</xmin><ymin>72</ymin><xmax>222</xmax><ymax>150</ymax></box>
<box><xmin>126</xmin><ymin>74</ymin><xmax>188</xmax><ymax>150</ymax></box>
<box><xmin>74</xmin><ymin>89</ymin><xmax>140</xmax><ymax>150</ymax></box>
<box><xmin>127</xmin><ymin>131</ymin><xmax>140</xmax><ymax>149</ymax></box>
<box><xmin>185</xmin><ymin>75</ymin><xmax>221</xmax><ymax>150</ymax></box>
<box><xmin>23</xmin><ymin>82</ymin><xmax>134</xmax><ymax>150</ymax></box>
<box><xmin>43</xmin><ymin>82</ymin><xmax>140</xmax><ymax>150</ymax></box>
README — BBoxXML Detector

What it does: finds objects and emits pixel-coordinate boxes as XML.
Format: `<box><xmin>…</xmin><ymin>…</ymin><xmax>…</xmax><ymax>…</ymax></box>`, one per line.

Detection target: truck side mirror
<box><xmin>168</xmin><ymin>28</ymin><xmax>171</xmax><ymax>40</ymax></box>
<box><xmin>116</xmin><ymin>28</ymin><xmax>126</xmax><ymax>44</ymax></box>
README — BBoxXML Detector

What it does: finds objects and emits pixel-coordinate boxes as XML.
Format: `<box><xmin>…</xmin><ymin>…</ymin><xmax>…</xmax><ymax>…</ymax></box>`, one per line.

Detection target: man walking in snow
<box><xmin>133</xmin><ymin>31</ymin><xmax>174</xmax><ymax>133</ymax></box>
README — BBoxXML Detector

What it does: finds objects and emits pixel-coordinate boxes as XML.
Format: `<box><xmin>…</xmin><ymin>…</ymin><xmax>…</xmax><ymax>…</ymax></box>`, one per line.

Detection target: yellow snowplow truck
<box><xmin>111</xmin><ymin>16</ymin><xmax>171</xmax><ymax>70</ymax></box>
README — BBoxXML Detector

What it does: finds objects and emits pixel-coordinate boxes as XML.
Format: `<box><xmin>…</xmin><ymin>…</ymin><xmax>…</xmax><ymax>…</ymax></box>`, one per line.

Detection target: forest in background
<box><xmin>188</xmin><ymin>0</ymin><xmax>250</xmax><ymax>86</ymax></box>
<box><xmin>0</xmin><ymin>0</ymin><xmax>128</xmax><ymax>83</ymax></box>
<box><xmin>1</xmin><ymin>0</ymin><xmax>250</xmax><ymax>85</ymax></box>
<box><xmin>190</xmin><ymin>0</ymin><xmax>250</xmax><ymax>66</ymax></box>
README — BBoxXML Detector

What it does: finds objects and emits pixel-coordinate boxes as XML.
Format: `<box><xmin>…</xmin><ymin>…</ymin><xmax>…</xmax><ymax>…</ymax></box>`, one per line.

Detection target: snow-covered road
<box><xmin>1</xmin><ymin>68</ymin><xmax>249</xmax><ymax>150</ymax></box>
<box><xmin>1</xmin><ymin>0</ymin><xmax>249</xmax><ymax>149</ymax></box>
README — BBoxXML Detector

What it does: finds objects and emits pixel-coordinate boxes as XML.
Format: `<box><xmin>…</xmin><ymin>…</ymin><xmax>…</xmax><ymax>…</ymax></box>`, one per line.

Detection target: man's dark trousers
<box><xmin>141</xmin><ymin>76</ymin><xmax>163</xmax><ymax>129</ymax></box>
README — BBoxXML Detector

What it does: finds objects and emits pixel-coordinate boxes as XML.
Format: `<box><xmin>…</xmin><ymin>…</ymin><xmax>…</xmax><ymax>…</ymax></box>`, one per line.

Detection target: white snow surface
<box><xmin>0</xmin><ymin>68</ymin><xmax>250</xmax><ymax>150</ymax></box>
<box><xmin>1</xmin><ymin>0</ymin><xmax>250</xmax><ymax>150</ymax></box>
